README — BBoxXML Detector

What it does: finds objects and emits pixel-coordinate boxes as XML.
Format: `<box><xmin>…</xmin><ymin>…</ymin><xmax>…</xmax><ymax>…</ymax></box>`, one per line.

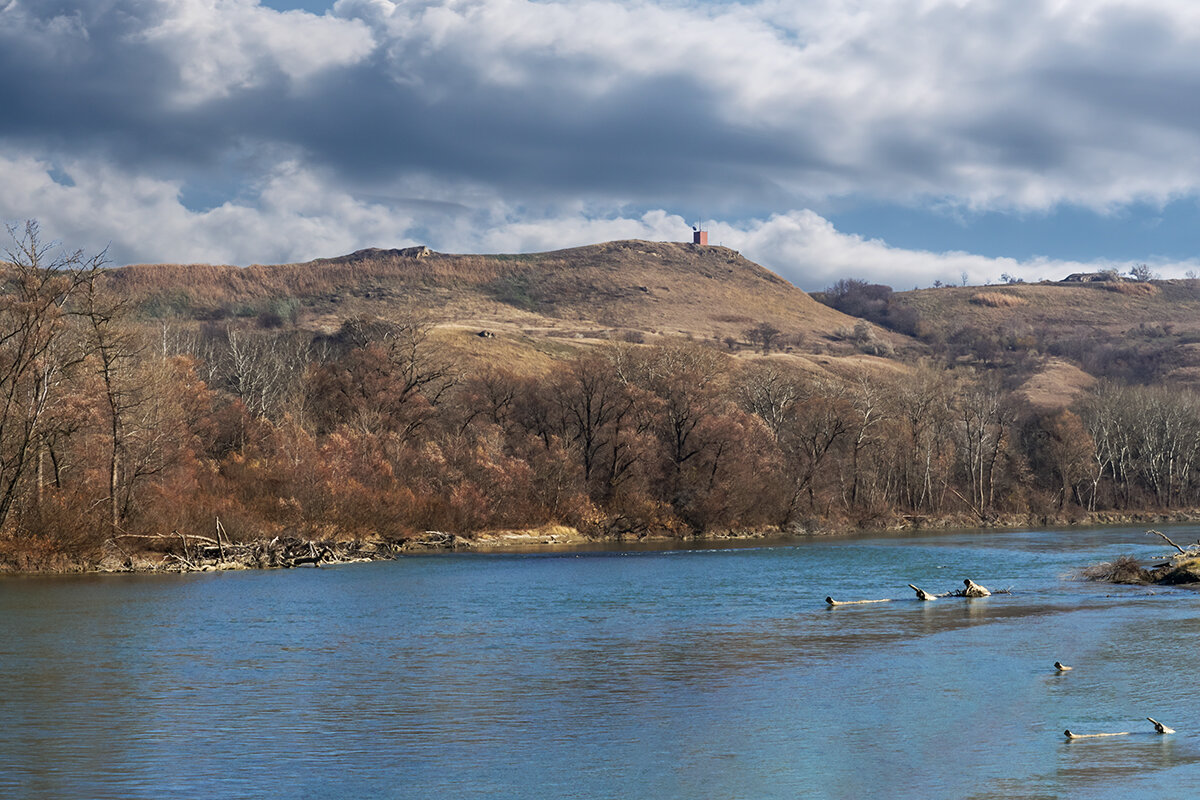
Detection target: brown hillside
<box><xmin>1015</xmin><ymin>358</ymin><xmax>1096</xmax><ymax>411</ymax></box>
<box><xmin>110</xmin><ymin>240</ymin><xmax>887</xmax><ymax>348</ymax></box>
<box><xmin>891</xmin><ymin>278</ymin><xmax>1200</xmax><ymax>387</ymax></box>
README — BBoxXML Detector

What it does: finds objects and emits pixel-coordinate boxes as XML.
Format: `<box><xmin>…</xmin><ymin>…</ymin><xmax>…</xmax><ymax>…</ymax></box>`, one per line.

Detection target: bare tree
<box><xmin>223</xmin><ymin>327</ymin><xmax>311</xmax><ymax>420</ymax></box>
<box><xmin>552</xmin><ymin>355</ymin><xmax>637</xmax><ymax>498</ymax></box>
<box><xmin>380</xmin><ymin>317</ymin><xmax>459</xmax><ymax>408</ymax></box>
<box><xmin>158</xmin><ymin>320</ymin><xmax>223</xmax><ymax>384</ymax></box>
<box><xmin>1128</xmin><ymin>263</ymin><xmax>1157</xmax><ymax>282</ymax></box>
<box><xmin>0</xmin><ymin>222</ymin><xmax>102</xmax><ymax>528</ymax></box>
<box><xmin>842</xmin><ymin>371</ymin><xmax>885</xmax><ymax>510</ymax></box>
<box><xmin>1127</xmin><ymin>386</ymin><xmax>1200</xmax><ymax>508</ymax></box>
<box><xmin>1076</xmin><ymin>382</ymin><xmax>1125</xmax><ymax>510</ymax></box>
<box><xmin>953</xmin><ymin>373</ymin><xmax>1015</xmax><ymax>519</ymax></box>
<box><xmin>307</xmin><ymin>315</ymin><xmax>460</xmax><ymax>438</ymax></box>
<box><xmin>776</xmin><ymin>377</ymin><xmax>850</xmax><ymax>522</ymax></box>
<box><xmin>82</xmin><ymin>276</ymin><xmax>147</xmax><ymax>529</ymax></box>
<box><xmin>888</xmin><ymin>363</ymin><xmax>954</xmax><ymax>512</ymax></box>
<box><xmin>737</xmin><ymin>362</ymin><xmax>802</xmax><ymax>439</ymax></box>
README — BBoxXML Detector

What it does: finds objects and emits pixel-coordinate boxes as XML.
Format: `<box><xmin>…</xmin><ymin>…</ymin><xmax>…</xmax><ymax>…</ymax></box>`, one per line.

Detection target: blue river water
<box><xmin>3</xmin><ymin>525</ymin><xmax>1200</xmax><ymax>799</ymax></box>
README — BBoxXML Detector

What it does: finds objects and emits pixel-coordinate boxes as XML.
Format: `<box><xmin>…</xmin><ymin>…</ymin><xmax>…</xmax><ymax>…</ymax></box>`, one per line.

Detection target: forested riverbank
<box><xmin>7</xmin><ymin>224</ymin><xmax>1200</xmax><ymax>572</ymax></box>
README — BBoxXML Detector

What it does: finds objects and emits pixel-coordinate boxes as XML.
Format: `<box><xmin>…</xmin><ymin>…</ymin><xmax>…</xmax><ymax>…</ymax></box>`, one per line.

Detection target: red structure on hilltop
<box><xmin>692</xmin><ymin>225</ymin><xmax>708</xmax><ymax>245</ymax></box>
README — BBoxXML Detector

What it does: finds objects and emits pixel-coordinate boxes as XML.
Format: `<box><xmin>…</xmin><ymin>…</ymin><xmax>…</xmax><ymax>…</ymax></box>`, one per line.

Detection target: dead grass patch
<box><xmin>1017</xmin><ymin>358</ymin><xmax>1096</xmax><ymax>411</ymax></box>
<box><xmin>1104</xmin><ymin>281</ymin><xmax>1158</xmax><ymax>297</ymax></box>
<box><xmin>970</xmin><ymin>292</ymin><xmax>1026</xmax><ymax>308</ymax></box>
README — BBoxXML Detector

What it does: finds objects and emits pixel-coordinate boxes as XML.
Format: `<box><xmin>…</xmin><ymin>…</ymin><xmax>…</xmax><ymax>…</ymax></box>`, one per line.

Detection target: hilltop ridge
<box><xmin>109</xmin><ymin>239</ymin><xmax>902</xmax><ymax>356</ymax></box>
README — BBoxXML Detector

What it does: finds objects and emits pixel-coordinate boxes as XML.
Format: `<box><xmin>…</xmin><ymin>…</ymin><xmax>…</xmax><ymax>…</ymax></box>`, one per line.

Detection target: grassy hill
<box><xmin>110</xmin><ymin>240</ymin><xmax>916</xmax><ymax>375</ymax></box>
<box><xmin>885</xmin><ymin>279</ymin><xmax>1200</xmax><ymax>389</ymax></box>
<box><xmin>113</xmin><ymin>241</ymin><xmax>1200</xmax><ymax>404</ymax></box>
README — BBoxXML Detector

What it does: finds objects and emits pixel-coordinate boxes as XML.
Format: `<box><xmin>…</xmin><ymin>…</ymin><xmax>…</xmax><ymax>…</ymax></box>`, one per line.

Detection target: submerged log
<box><xmin>908</xmin><ymin>583</ymin><xmax>937</xmax><ymax>601</ymax></box>
<box><xmin>1054</xmin><ymin>661</ymin><xmax>1072</xmax><ymax>672</ymax></box>
<box><xmin>823</xmin><ymin>580</ymin><xmax>1005</xmax><ymax>606</ymax></box>
<box><xmin>825</xmin><ymin>596</ymin><xmax>892</xmax><ymax>606</ymax></box>
<box><xmin>1064</xmin><ymin>718</ymin><xmax>1174</xmax><ymax>739</ymax></box>
<box><xmin>1064</xmin><ymin>730</ymin><xmax>1128</xmax><ymax>739</ymax></box>
<box><xmin>1148</xmin><ymin>717</ymin><xmax>1175</xmax><ymax>734</ymax></box>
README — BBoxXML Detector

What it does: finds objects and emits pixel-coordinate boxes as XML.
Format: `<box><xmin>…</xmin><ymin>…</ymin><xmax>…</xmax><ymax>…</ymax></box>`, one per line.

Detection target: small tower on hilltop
<box><xmin>691</xmin><ymin>222</ymin><xmax>708</xmax><ymax>246</ymax></box>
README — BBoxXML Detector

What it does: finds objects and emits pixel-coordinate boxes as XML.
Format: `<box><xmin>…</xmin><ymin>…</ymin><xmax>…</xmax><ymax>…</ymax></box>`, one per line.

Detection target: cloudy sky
<box><xmin>4</xmin><ymin>0</ymin><xmax>1200</xmax><ymax>290</ymax></box>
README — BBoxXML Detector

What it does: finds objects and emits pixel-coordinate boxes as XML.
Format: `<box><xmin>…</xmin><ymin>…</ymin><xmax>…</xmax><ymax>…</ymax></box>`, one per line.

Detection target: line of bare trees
<box><xmin>8</xmin><ymin>225</ymin><xmax>1200</xmax><ymax>568</ymax></box>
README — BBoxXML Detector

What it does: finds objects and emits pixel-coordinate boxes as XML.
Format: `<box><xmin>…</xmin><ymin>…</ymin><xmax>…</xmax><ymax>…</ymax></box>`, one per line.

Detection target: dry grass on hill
<box><xmin>1103</xmin><ymin>281</ymin><xmax>1158</xmax><ymax>297</ymax></box>
<box><xmin>897</xmin><ymin>279</ymin><xmax>1200</xmax><ymax>338</ymax></box>
<box><xmin>970</xmin><ymin>291</ymin><xmax>1026</xmax><ymax>308</ymax></box>
<box><xmin>891</xmin><ymin>277</ymin><xmax>1200</xmax><ymax>386</ymax></box>
<box><xmin>1015</xmin><ymin>358</ymin><xmax>1096</xmax><ymax>412</ymax></box>
<box><xmin>434</xmin><ymin>326</ymin><xmax>588</xmax><ymax>377</ymax></box>
<box><xmin>110</xmin><ymin>240</ymin><xmax>885</xmax><ymax>353</ymax></box>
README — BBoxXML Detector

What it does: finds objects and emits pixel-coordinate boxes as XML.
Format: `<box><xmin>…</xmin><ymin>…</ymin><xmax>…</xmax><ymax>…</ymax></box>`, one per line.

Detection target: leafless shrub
<box><xmin>1078</xmin><ymin>554</ymin><xmax>1150</xmax><ymax>584</ymax></box>
<box><xmin>1138</xmin><ymin>321</ymin><xmax>1169</xmax><ymax>338</ymax></box>
<box><xmin>743</xmin><ymin>321</ymin><xmax>782</xmax><ymax>354</ymax></box>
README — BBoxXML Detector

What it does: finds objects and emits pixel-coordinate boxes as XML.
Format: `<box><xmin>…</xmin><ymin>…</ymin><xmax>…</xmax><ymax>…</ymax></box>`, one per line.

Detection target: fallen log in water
<box><xmin>941</xmin><ymin>580</ymin><xmax>1011</xmax><ymax>598</ymax></box>
<box><xmin>825</xmin><ymin>596</ymin><xmax>893</xmax><ymax>606</ymax></box>
<box><xmin>1064</xmin><ymin>730</ymin><xmax>1128</xmax><ymax>739</ymax></box>
<box><xmin>1148</xmin><ymin>717</ymin><xmax>1175</xmax><ymax>734</ymax></box>
<box><xmin>1080</xmin><ymin>529</ymin><xmax>1200</xmax><ymax>585</ymax></box>
<box><xmin>908</xmin><ymin>583</ymin><xmax>937</xmax><ymax>601</ymax></box>
<box><xmin>827</xmin><ymin>579</ymin><xmax>1009</xmax><ymax>606</ymax></box>
<box><xmin>1064</xmin><ymin>718</ymin><xmax>1174</xmax><ymax>739</ymax></box>
<box><xmin>1148</xmin><ymin>529</ymin><xmax>1194</xmax><ymax>556</ymax></box>
<box><xmin>403</xmin><ymin>530</ymin><xmax>462</xmax><ymax>550</ymax></box>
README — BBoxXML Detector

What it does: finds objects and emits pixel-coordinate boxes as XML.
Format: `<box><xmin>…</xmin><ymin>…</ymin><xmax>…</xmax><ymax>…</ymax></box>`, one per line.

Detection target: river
<box><xmin>3</xmin><ymin>525</ymin><xmax>1200</xmax><ymax>798</ymax></box>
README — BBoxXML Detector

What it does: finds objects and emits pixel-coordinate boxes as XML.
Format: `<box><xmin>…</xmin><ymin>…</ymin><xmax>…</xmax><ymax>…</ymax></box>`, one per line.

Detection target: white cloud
<box><xmin>467</xmin><ymin>208</ymin><xmax>687</xmax><ymax>254</ymax></box>
<box><xmin>9</xmin><ymin>0</ymin><xmax>1200</xmax><ymax>277</ymax></box>
<box><xmin>139</xmin><ymin>0</ymin><xmax>374</xmax><ymax>104</ymax></box>
<box><xmin>709</xmin><ymin>211</ymin><xmax>1164</xmax><ymax>290</ymax></box>
<box><xmin>13</xmin><ymin>0</ymin><xmax>1200</xmax><ymax>211</ymax></box>
<box><xmin>0</xmin><ymin>154</ymin><xmax>410</xmax><ymax>265</ymax></box>
<box><xmin>320</xmin><ymin>0</ymin><xmax>1200</xmax><ymax>209</ymax></box>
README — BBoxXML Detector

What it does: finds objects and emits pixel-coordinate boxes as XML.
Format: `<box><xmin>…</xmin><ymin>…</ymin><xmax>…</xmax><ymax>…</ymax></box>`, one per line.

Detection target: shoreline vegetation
<box><xmin>1080</xmin><ymin>528</ymin><xmax>1200</xmax><ymax>587</ymax></box>
<box><xmin>8</xmin><ymin>226</ymin><xmax>1200</xmax><ymax>575</ymax></box>
<box><xmin>9</xmin><ymin>511</ymin><xmax>1200</xmax><ymax>575</ymax></box>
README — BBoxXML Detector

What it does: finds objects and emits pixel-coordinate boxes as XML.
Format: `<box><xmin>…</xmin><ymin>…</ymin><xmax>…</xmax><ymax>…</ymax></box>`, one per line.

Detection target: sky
<box><xmin>5</xmin><ymin>0</ymin><xmax>1200</xmax><ymax>290</ymax></box>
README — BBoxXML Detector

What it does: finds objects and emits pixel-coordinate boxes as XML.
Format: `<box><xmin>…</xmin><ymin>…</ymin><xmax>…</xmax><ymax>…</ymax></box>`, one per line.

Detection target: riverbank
<box><xmin>7</xmin><ymin>508</ymin><xmax>1200</xmax><ymax>575</ymax></box>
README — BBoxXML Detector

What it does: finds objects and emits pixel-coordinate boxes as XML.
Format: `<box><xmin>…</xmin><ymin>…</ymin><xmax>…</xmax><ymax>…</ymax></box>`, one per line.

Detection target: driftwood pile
<box><xmin>400</xmin><ymin>530</ymin><xmax>468</xmax><ymax>550</ymax></box>
<box><xmin>104</xmin><ymin>522</ymin><xmax>478</xmax><ymax>572</ymax></box>
<box><xmin>1081</xmin><ymin>529</ymin><xmax>1200</xmax><ymax>585</ymax></box>
<box><xmin>112</xmin><ymin>526</ymin><xmax>390</xmax><ymax>572</ymax></box>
